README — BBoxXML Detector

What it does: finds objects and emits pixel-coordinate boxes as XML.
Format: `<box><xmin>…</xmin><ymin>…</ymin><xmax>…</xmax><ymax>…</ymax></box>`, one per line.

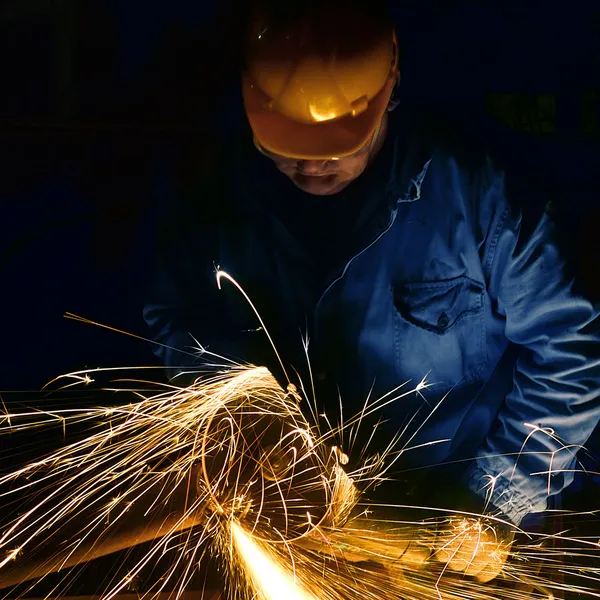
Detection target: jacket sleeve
<box><xmin>466</xmin><ymin>168</ymin><xmax>600</xmax><ymax>526</ymax></box>
<box><xmin>143</xmin><ymin>194</ymin><xmax>254</xmax><ymax>383</ymax></box>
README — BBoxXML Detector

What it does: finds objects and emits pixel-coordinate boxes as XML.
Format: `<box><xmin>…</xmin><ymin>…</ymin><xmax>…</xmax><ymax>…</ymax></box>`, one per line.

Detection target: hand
<box><xmin>297</xmin><ymin>513</ymin><xmax>431</xmax><ymax>569</ymax></box>
<box><xmin>433</xmin><ymin>516</ymin><xmax>514</xmax><ymax>582</ymax></box>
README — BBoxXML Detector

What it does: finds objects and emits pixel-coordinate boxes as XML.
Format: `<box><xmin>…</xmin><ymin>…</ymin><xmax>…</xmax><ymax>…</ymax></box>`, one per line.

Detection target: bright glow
<box><xmin>1</xmin><ymin>276</ymin><xmax>599</xmax><ymax>600</ymax></box>
<box><xmin>308</xmin><ymin>104</ymin><xmax>337</xmax><ymax>122</ymax></box>
<box><xmin>231</xmin><ymin>522</ymin><xmax>316</xmax><ymax>600</ymax></box>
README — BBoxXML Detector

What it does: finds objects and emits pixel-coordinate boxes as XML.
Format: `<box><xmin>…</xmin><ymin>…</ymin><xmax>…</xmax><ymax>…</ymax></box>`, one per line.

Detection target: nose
<box><xmin>296</xmin><ymin>160</ymin><xmax>330</xmax><ymax>175</ymax></box>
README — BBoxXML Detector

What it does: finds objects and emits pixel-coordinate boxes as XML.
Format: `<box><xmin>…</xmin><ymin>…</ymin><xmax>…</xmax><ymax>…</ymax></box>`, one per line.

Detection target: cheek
<box><xmin>274</xmin><ymin>162</ymin><xmax>297</xmax><ymax>175</ymax></box>
<box><xmin>336</xmin><ymin>157</ymin><xmax>368</xmax><ymax>179</ymax></box>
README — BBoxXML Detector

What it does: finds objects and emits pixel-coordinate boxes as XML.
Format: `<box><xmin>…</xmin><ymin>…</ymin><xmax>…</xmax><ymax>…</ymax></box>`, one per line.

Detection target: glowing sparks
<box><xmin>0</xmin><ymin>271</ymin><xmax>599</xmax><ymax>599</ymax></box>
<box><xmin>231</xmin><ymin>522</ymin><xmax>316</xmax><ymax>600</ymax></box>
<box><xmin>1</xmin><ymin>548</ymin><xmax>22</xmax><ymax>568</ymax></box>
<box><xmin>0</xmin><ymin>360</ymin><xmax>600</xmax><ymax>600</ymax></box>
<box><xmin>0</xmin><ymin>364</ymin><xmax>358</xmax><ymax>599</ymax></box>
<box><xmin>0</xmin><ymin>363</ymin><xmax>599</xmax><ymax>599</ymax></box>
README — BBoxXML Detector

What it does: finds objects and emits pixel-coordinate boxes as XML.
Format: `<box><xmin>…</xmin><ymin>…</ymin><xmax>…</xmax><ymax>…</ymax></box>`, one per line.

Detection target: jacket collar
<box><xmin>386</xmin><ymin>106</ymin><xmax>434</xmax><ymax>206</ymax></box>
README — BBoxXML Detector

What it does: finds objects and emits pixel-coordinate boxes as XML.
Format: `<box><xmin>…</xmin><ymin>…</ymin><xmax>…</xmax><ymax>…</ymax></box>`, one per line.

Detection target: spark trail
<box><xmin>1</xmin><ymin>363</ymin><xmax>599</xmax><ymax>600</ymax></box>
<box><xmin>0</xmin><ymin>271</ymin><xmax>598</xmax><ymax>599</ymax></box>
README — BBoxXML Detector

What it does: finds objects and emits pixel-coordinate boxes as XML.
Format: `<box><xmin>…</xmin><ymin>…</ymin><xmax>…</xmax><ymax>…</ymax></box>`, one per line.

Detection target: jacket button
<box><xmin>437</xmin><ymin>312</ymin><xmax>449</xmax><ymax>329</ymax></box>
<box><xmin>316</xmin><ymin>371</ymin><xmax>327</xmax><ymax>381</ymax></box>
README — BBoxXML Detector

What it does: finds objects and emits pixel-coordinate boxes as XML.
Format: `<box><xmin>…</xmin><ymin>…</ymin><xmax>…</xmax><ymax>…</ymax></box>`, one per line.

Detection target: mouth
<box><xmin>295</xmin><ymin>173</ymin><xmax>337</xmax><ymax>182</ymax></box>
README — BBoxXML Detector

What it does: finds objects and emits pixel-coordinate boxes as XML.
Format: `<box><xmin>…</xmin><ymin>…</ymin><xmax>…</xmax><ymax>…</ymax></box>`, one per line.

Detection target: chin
<box><xmin>295</xmin><ymin>184</ymin><xmax>340</xmax><ymax>196</ymax></box>
<box><xmin>292</xmin><ymin>175</ymin><xmax>350</xmax><ymax>196</ymax></box>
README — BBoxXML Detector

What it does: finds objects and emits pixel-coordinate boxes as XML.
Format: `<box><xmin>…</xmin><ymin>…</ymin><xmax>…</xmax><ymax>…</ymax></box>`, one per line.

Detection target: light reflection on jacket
<box><xmin>144</xmin><ymin>111</ymin><xmax>600</xmax><ymax>526</ymax></box>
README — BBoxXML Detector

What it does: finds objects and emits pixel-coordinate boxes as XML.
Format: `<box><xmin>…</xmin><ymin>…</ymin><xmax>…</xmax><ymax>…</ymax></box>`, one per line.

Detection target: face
<box><xmin>255</xmin><ymin>130</ymin><xmax>379</xmax><ymax>196</ymax></box>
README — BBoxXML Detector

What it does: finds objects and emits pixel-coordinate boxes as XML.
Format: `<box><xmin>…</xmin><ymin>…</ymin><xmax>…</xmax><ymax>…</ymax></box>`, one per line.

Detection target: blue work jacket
<box><xmin>144</xmin><ymin>108</ymin><xmax>600</xmax><ymax>526</ymax></box>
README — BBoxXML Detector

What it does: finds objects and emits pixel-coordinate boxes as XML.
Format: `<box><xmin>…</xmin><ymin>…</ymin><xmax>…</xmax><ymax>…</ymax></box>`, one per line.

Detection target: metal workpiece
<box><xmin>0</xmin><ymin>465</ymin><xmax>206</xmax><ymax>590</ymax></box>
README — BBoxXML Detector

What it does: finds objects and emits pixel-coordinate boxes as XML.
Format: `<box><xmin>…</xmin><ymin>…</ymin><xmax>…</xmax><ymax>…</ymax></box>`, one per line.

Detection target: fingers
<box><xmin>435</xmin><ymin>535</ymin><xmax>472</xmax><ymax>571</ymax></box>
<box><xmin>433</xmin><ymin>517</ymin><xmax>511</xmax><ymax>582</ymax></box>
<box><xmin>435</xmin><ymin>533</ymin><xmax>487</xmax><ymax>573</ymax></box>
<box><xmin>475</xmin><ymin>555</ymin><xmax>506</xmax><ymax>583</ymax></box>
<box><xmin>399</xmin><ymin>540</ymin><xmax>431</xmax><ymax>568</ymax></box>
<box><xmin>460</xmin><ymin>546</ymin><xmax>490</xmax><ymax>578</ymax></box>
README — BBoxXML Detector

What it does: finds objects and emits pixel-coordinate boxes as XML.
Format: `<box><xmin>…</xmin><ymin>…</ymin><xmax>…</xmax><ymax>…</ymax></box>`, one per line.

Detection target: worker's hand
<box><xmin>433</xmin><ymin>516</ymin><xmax>514</xmax><ymax>582</ymax></box>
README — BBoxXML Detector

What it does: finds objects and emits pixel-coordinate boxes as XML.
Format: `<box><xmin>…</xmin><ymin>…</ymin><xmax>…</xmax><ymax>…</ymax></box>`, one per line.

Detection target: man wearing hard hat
<box><xmin>145</xmin><ymin>0</ymin><xmax>600</xmax><ymax>582</ymax></box>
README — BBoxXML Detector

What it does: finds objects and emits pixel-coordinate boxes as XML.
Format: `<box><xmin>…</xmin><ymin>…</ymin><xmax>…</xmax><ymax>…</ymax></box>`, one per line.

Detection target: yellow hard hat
<box><xmin>242</xmin><ymin>3</ymin><xmax>398</xmax><ymax>160</ymax></box>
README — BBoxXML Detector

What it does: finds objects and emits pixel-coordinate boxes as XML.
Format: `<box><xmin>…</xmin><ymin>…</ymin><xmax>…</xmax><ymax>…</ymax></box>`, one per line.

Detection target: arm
<box><xmin>435</xmin><ymin>167</ymin><xmax>599</xmax><ymax>581</ymax></box>
<box><xmin>466</xmin><ymin>175</ymin><xmax>600</xmax><ymax>527</ymax></box>
<box><xmin>143</xmin><ymin>197</ymin><xmax>252</xmax><ymax>383</ymax></box>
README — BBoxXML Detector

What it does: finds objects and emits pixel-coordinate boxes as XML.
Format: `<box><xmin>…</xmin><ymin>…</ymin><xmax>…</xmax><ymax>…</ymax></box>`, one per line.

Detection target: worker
<box><xmin>144</xmin><ymin>0</ymin><xmax>600</xmax><ymax>583</ymax></box>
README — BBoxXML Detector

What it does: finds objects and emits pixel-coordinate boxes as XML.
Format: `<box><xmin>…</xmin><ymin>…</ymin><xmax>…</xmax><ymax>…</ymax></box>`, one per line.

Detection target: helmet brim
<box><xmin>243</xmin><ymin>73</ymin><xmax>396</xmax><ymax>160</ymax></box>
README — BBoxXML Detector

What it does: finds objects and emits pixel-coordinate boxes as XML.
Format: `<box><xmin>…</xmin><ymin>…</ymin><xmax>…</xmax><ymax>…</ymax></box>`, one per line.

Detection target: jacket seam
<box><xmin>482</xmin><ymin>206</ymin><xmax>511</xmax><ymax>279</ymax></box>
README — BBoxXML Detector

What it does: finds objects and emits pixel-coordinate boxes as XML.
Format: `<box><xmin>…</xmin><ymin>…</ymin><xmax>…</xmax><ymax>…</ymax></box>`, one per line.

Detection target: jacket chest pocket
<box><xmin>392</xmin><ymin>276</ymin><xmax>487</xmax><ymax>390</ymax></box>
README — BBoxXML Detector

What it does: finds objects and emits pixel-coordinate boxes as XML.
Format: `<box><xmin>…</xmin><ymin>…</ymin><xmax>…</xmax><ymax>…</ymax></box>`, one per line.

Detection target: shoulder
<box><xmin>417</xmin><ymin>113</ymin><xmax>557</xmax><ymax>230</ymax></box>
<box><xmin>399</xmin><ymin>111</ymin><xmax>511</xmax><ymax>243</ymax></box>
<box><xmin>411</xmin><ymin>111</ymin><xmax>493</xmax><ymax>177</ymax></box>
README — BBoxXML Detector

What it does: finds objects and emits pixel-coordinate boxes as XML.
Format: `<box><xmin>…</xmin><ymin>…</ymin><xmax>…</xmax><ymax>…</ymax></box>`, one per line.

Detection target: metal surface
<box><xmin>0</xmin><ymin>467</ymin><xmax>205</xmax><ymax>590</ymax></box>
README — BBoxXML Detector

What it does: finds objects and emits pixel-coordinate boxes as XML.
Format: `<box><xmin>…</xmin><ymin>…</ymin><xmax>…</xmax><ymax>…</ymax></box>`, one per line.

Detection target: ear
<box><xmin>387</xmin><ymin>70</ymin><xmax>401</xmax><ymax>112</ymax></box>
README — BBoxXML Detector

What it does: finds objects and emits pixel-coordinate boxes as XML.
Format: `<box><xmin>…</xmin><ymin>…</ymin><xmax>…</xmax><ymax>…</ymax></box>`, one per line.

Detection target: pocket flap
<box><xmin>393</xmin><ymin>276</ymin><xmax>484</xmax><ymax>334</ymax></box>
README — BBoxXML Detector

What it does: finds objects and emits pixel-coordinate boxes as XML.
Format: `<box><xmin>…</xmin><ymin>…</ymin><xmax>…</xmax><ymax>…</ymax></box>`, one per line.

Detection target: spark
<box><xmin>2</xmin><ymin>548</ymin><xmax>21</xmax><ymax>565</ymax></box>
<box><xmin>0</xmin><ymin>274</ymin><xmax>598</xmax><ymax>599</ymax></box>
<box><xmin>2</xmin><ymin>363</ymin><xmax>598</xmax><ymax>600</ymax></box>
<box><xmin>231</xmin><ymin>522</ymin><xmax>316</xmax><ymax>600</ymax></box>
